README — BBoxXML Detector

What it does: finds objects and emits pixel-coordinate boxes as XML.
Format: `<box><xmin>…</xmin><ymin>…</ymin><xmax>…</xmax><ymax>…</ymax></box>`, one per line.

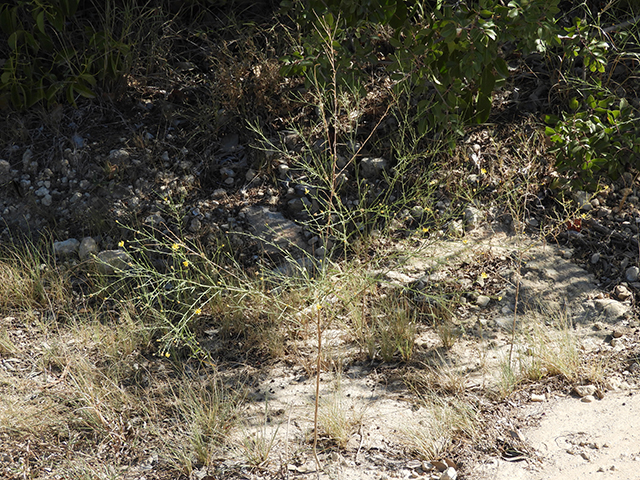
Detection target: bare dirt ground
<box><xmin>473</xmin><ymin>389</ymin><xmax>640</xmax><ymax>480</ymax></box>
<box><xmin>205</xmin><ymin>226</ymin><xmax>640</xmax><ymax>480</ymax></box>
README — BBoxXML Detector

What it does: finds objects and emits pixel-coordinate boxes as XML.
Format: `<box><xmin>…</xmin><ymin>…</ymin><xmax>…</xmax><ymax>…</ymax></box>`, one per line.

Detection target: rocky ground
<box><xmin>1</xmin><ymin>25</ymin><xmax>640</xmax><ymax>480</ymax></box>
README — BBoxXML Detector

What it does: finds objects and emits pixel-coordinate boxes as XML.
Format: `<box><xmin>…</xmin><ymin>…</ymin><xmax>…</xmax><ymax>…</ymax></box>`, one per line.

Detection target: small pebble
<box><xmin>590</xmin><ymin>253</ymin><xmax>600</xmax><ymax>264</ymax></box>
<box><xmin>581</xmin><ymin>395</ymin><xmax>595</xmax><ymax>403</ymax></box>
<box><xmin>626</xmin><ymin>266</ymin><xmax>639</xmax><ymax>282</ymax></box>
<box><xmin>531</xmin><ymin>393</ymin><xmax>546</xmax><ymax>402</ymax></box>
<box><xmin>476</xmin><ymin>295</ymin><xmax>491</xmax><ymax>308</ymax></box>
<box><xmin>439</xmin><ymin>467</ymin><xmax>457</xmax><ymax>480</ymax></box>
<box><xmin>573</xmin><ymin>385</ymin><xmax>596</xmax><ymax>397</ymax></box>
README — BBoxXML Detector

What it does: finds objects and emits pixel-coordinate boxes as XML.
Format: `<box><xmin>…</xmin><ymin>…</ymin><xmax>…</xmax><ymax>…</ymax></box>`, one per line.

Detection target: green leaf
<box><xmin>7</xmin><ymin>31</ymin><xmax>19</xmax><ymax>50</ymax></box>
<box><xmin>389</xmin><ymin>0</ymin><xmax>407</xmax><ymax>29</ymax></box>
<box><xmin>73</xmin><ymin>83</ymin><xmax>95</xmax><ymax>99</ymax></box>
<box><xmin>475</xmin><ymin>94</ymin><xmax>492</xmax><ymax>123</ymax></box>
<box><xmin>66</xmin><ymin>84</ymin><xmax>76</xmax><ymax>106</ymax></box>
<box><xmin>494</xmin><ymin>58</ymin><xmax>508</xmax><ymax>78</ymax></box>
<box><xmin>480</xmin><ymin>66</ymin><xmax>495</xmax><ymax>95</ymax></box>
<box><xmin>569</xmin><ymin>97</ymin><xmax>580</xmax><ymax>111</ymax></box>
<box><xmin>544</xmin><ymin>114</ymin><xmax>559</xmax><ymax>125</ymax></box>
<box><xmin>78</xmin><ymin>73</ymin><xmax>97</xmax><ymax>86</ymax></box>
<box><xmin>36</xmin><ymin>10</ymin><xmax>45</xmax><ymax>34</ymax></box>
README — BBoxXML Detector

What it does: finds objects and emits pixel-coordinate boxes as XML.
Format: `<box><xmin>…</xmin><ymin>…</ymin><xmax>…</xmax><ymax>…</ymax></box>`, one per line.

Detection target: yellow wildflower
<box><xmin>183</xmin><ymin>260</ymin><xmax>189</xmax><ymax>267</ymax></box>
<box><xmin>480</xmin><ymin>272</ymin><xmax>488</xmax><ymax>279</ymax></box>
<box><xmin>118</xmin><ymin>241</ymin><xmax>124</xmax><ymax>247</ymax></box>
<box><xmin>195</xmin><ymin>308</ymin><xmax>202</xmax><ymax>315</ymax></box>
<box><xmin>172</xmin><ymin>243</ymin><xmax>180</xmax><ymax>251</ymax></box>
<box><xmin>165</xmin><ymin>352</ymin><xmax>170</xmax><ymax>358</ymax></box>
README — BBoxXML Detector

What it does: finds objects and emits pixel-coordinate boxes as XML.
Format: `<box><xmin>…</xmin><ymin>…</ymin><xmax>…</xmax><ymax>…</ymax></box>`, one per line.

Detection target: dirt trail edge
<box><xmin>473</xmin><ymin>388</ymin><xmax>640</xmax><ymax>480</ymax></box>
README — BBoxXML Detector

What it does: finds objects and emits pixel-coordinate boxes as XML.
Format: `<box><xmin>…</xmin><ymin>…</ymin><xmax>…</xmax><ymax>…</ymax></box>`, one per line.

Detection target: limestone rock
<box><xmin>477</xmin><ymin>295</ymin><xmax>491</xmax><ymax>308</ymax></box>
<box><xmin>79</xmin><ymin>237</ymin><xmax>98</xmax><ymax>261</ymax></box>
<box><xmin>464</xmin><ymin>206</ymin><xmax>482</xmax><ymax>229</ymax></box>
<box><xmin>573</xmin><ymin>385</ymin><xmax>597</xmax><ymax>397</ymax></box>
<box><xmin>53</xmin><ymin>238</ymin><xmax>80</xmax><ymax>256</ymax></box>
<box><xmin>242</xmin><ymin>206</ymin><xmax>305</xmax><ymax>256</ymax></box>
<box><xmin>625</xmin><ymin>266</ymin><xmax>639</xmax><ymax>282</ymax></box>
<box><xmin>94</xmin><ymin>250</ymin><xmax>132</xmax><ymax>274</ymax></box>
<box><xmin>359</xmin><ymin>157</ymin><xmax>387</xmax><ymax>179</ymax></box>
<box><xmin>439</xmin><ymin>467</ymin><xmax>457</xmax><ymax>480</ymax></box>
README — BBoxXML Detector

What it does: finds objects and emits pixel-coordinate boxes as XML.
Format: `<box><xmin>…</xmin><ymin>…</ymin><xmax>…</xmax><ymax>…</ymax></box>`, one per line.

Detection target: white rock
<box><xmin>144</xmin><ymin>213</ymin><xmax>166</xmax><ymax>226</ymax></box>
<box><xmin>277</xmin><ymin>164</ymin><xmax>290</xmax><ymax>179</ymax></box>
<box><xmin>439</xmin><ymin>466</ymin><xmax>457</xmax><ymax>480</ymax></box>
<box><xmin>574</xmin><ymin>190</ymin><xmax>592</xmax><ymax>211</ymax></box>
<box><xmin>625</xmin><ymin>266</ymin><xmax>639</xmax><ymax>282</ymax></box>
<box><xmin>108</xmin><ymin>148</ymin><xmax>130</xmax><ymax>161</ymax></box>
<box><xmin>69</xmin><ymin>191</ymin><xmax>83</xmax><ymax>204</ymax></box>
<box><xmin>477</xmin><ymin>295</ymin><xmax>491</xmax><ymax>308</ymax></box>
<box><xmin>581</xmin><ymin>395</ymin><xmax>595</xmax><ymax>403</ymax></box>
<box><xmin>590</xmin><ymin>253</ymin><xmax>600</xmax><ymax>264</ymax></box>
<box><xmin>79</xmin><ymin>237</ymin><xmax>98</xmax><ymax>261</ymax></box>
<box><xmin>573</xmin><ymin>385</ymin><xmax>597</xmax><ymax>397</ymax></box>
<box><xmin>448</xmin><ymin>220</ymin><xmax>464</xmax><ymax>238</ymax></box>
<box><xmin>41</xmin><ymin>194</ymin><xmax>52</xmax><ymax>207</ymax></box>
<box><xmin>464</xmin><ymin>206</ymin><xmax>482</xmax><ymax>229</ymax></box>
<box><xmin>53</xmin><ymin>238</ymin><xmax>80</xmax><ymax>256</ymax></box>
<box><xmin>242</xmin><ymin>206</ymin><xmax>305</xmax><ymax>255</ymax></box>
<box><xmin>411</xmin><ymin>205</ymin><xmax>424</xmax><ymax>220</ymax></box>
<box><xmin>531</xmin><ymin>393</ymin><xmax>546</xmax><ymax>402</ymax></box>
<box><xmin>22</xmin><ymin>148</ymin><xmax>33</xmax><ymax>167</ymax></box>
<box><xmin>614</xmin><ymin>285</ymin><xmax>632</xmax><ymax>301</ymax></box>
<box><xmin>0</xmin><ymin>159</ymin><xmax>10</xmax><ymax>177</ymax></box>
<box><xmin>220</xmin><ymin>167</ymin><xmax>235</xmax><ymax>178</ymax></box>
<box><xmin>189</xmin><ymin>218</ymin><xmax>202</xmax><ymax>232</ymax></box>
<box><xmin>94</xmin><ymin>250</ymin><xmax>132</xmax><ymax>274</ymax></box>
<box><xmin>359</xmin><ymin>157</ymin><xmax>387</xmax><ymax>179</ymax></box>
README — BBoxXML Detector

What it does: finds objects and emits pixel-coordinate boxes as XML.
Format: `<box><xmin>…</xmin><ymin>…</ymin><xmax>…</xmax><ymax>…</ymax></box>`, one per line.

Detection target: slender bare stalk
<box><xmin>508</xmin><ymin>261</ymin><xmax>521</xmax><ymax>368</ymax></box>
<box><xmin>313</xmin><ymin>304</ymin><xmax>322</xmax><ymax>474</ymax></box>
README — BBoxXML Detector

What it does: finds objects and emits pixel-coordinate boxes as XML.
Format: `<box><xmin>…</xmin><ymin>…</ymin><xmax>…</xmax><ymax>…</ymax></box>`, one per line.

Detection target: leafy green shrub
<box><xmin>280</xmin><ymin>0</ymin><xmax>561</xmax><ymax>136</ymax></box>
<box><xmin>0</xmin><ymin>0</ymin><xmax>134</xmax><ymax>109</ymax></box>
<box><xmin>545</xmin><ymin>93</ymin><xmax>640</xmax><ymax>187</ymax></box>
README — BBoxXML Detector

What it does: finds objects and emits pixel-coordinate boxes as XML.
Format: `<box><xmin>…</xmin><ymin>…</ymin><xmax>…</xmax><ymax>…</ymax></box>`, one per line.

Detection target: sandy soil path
<box><xmin>474</xmin><ymin>388</ymin><xmax>640</xmax><ymax>480</ymax></box>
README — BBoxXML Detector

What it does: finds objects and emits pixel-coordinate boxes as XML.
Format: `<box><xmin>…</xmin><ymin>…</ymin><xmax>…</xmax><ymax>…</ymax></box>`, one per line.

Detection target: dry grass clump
<box><xmin>168</xmin><ymin>378</ymin><xmax>242</xmax><ymax>473</ymax></box>
<box><xmin>0</xmin><ymin>243</ymin><xmax>70</xmax><ymax>313</ymax></box>
<box><xmin>497</xmin><ymin>313</ymin><xmax>588</xmax><ymax>399</ymax></box>
<box><xmin>403</xmin><ymin>393</ymin><xmax>478</xmax><ymax>461</ymax></box>
<box><xmin>317</xmin><ymin>381</ymin><xmax>365</xmax><ymax>450</ymax></box>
